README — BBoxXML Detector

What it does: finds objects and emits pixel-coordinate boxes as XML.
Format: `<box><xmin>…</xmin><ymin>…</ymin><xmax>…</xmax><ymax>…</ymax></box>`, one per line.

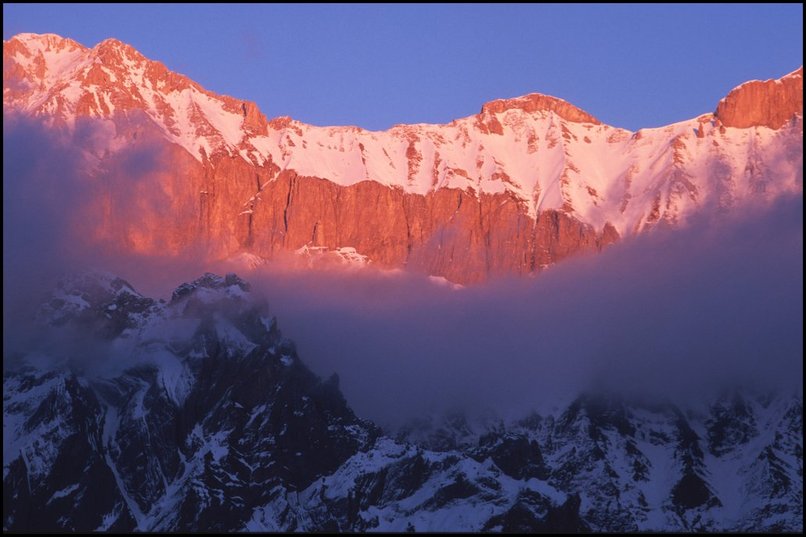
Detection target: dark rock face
<box><xmin>4</xmin><ymin>273</ymin><xmax>377</xmax><ymax>531</ymax></box>
<box><xmin>671</xmin><ymin>471</ymin><xmax>718</xmax><ymax>510</ymax></box>
<box><xmin>472</xmin><ymin>433</ymin><xmax>549</xmax><ymax>481</ymax></box>
<box><xmin>3</xmin><ymin>274</ymin><xmax>803</xmax><ymax>532</ymax></box>
<box><xmin>707</xmin><ymin>393</ymin><xmax>758</xmax><ymax>456</ymax></box>
<box><xmin>3</xmin><ymin>371</ymin><xmax>135</xmax><ymax>531</ymax></box>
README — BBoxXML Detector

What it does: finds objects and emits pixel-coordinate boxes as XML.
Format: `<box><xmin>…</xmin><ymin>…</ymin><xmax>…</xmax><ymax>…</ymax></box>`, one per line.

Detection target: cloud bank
<box><xmin>4</xmin><ymin>115</ymin><xmax>803</xmax><ymax>424</ymax></box>
<box><xmin>246</xmin><ymin>196</ymin><xmax>803</xmax><ymax>422</ymax></box>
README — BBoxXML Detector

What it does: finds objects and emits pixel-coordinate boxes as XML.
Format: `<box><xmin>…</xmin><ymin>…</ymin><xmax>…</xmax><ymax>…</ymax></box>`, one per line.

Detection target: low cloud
<box><xmin>4</xmin><ymin>114</ymin><xmax>803</xmax><ymax>425</ymax></box>
<box><xmin>240</xmin><ymin>196</ymin><xmax>802</xmax><ymax>423</ymax></box>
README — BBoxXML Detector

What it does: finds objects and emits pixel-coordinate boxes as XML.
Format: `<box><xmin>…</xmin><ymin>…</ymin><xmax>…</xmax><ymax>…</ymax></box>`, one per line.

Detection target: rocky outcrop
<box><xmin>715</xmin><ymin>67</ymin><xmax>803</xmax><ymax>129</ymax></box>
<box><xmin>238</xmin><ymin>99</ymin><xmax>269</xmax><ymax>136</ymax></box>
<box><xmin>481</xmin><ymin>93</ymin><xmax>601</xmax><ymax>125</ymax></box>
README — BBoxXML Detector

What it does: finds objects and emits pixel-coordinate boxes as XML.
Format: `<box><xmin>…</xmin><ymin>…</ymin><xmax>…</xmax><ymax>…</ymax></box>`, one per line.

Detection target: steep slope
<box><xmin>3</xmin><ymin>272</ymin><xmax>377</xmax><ymax>531</ymax></box>
<box><xmin>3</xmin><ymin>273</ymin><xmax>802</xmax><ymax>531</ymax></box>
<box><xmin>3</xmin><ymin>33</ymin><xmax>803</xmax><ymax>283</ymax></box>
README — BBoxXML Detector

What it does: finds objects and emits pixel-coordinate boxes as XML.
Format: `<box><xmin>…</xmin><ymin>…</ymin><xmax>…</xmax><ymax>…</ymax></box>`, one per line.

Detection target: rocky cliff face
<box><xmin>3</xmin><ymin>34</ymin><xmax>803</xmax><ymax>283</ymax></box>
<box><xmin>3</xmin><ymin>273</ymin><xmax>802</xmax><ymax>531</ymax></box>
<box><xmin>715</xmin><ymin>67</ymin><xmax>803</xmax><ymax>129</ymax></box>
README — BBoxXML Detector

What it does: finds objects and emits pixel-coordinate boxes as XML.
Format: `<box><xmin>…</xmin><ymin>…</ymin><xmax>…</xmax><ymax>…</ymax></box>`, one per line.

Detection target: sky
<box><xmin>3</xmin><ymin>3</ymin><xmax>803</xmax><ymax>131</ymax></box>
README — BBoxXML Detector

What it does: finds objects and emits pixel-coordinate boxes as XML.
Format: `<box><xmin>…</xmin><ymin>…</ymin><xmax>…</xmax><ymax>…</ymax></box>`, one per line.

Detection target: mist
<box><xmin>4</xmin><ymin>115</ymin><xmax>803</xmax><ymax>425</ymax></box>
<box><xmin>243</xmin><ymin>197</ymin><xmax>803</xmax><ymax>422</ymax></box>
<box><xmin>3</xmin><ymin>114</ymin><xmax>208</xmax><ymax>353</ymax></box>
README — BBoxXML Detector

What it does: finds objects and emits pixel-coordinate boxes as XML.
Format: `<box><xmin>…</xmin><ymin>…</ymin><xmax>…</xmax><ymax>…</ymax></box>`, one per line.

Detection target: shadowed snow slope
<box><xmin>3</xmin><ymin>272</ymin><xmax>802</xmax><ymax>531</ymax></box>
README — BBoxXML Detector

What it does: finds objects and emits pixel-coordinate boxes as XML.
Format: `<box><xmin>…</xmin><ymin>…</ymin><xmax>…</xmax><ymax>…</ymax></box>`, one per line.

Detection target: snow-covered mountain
<box><xmin>3</xmin><ymin>33</ymin><xmax>802</xmax><ymax>283</ymax></box>
<box><xmin>3</xmin><ymin>273</ymin><xmax>802</xmax><ymax>531</ymax></box>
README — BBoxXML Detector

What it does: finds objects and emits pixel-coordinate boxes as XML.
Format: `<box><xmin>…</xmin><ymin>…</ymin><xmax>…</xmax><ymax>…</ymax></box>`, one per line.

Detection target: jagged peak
<box><xmin>480</xmin><ymin>92</ymin><xmax>601</xmax><ymax>125</ymax></box>
<box><xmin>36</xmin><ymin>270</ymin><xmax>146</xmax><ymax>327</ymax></box>
<box><xmin>170</xmin><ymin>272</ymin><xmax>251</xmax><ymax>304</ymax></box>
<box><xmin>4</xmin><ymin>32</ymin><xmax>797</xmax><ymax>136</ymax></box>
<box><xmin>54</xmin><ymin>269</ymin><xmax>141</xmax><ymax>299</ymax></box>
<box><xmin>5</xmin><ymin>33</ymin><xmax>136</xmax><ymax>57</ymax></box>
<box><xmin>4</xmin><ymin>33</ymin><xmax>86</xmax><ymax>63</ymax></box>
<box><xmin>93</xmin><ymin>36</ymin><xmax>143</xmax><ymax>60</ymax></box>
<box><xmin>96</xmin><ymin>36</ymin><xmax>127</xmax><ymax>47</ymax></box>
<box><xmin>6</xmin><ymin>32</ymin><xmax>81</xmax><ymax>47</ymax></box>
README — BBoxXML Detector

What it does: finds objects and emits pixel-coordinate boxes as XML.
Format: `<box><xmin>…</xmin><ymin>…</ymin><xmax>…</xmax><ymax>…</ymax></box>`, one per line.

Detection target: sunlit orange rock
<box><xmin>715</xmin><ymin>67</ymin><xmax>803</xmax><ymax>129</ymax></box>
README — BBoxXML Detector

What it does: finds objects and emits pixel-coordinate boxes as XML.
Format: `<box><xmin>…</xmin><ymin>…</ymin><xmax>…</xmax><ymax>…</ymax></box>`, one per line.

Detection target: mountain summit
<box><xmin>3</xmin><ymin>33</ymin><xmax>802</xmax><ymax>283</ymax></box>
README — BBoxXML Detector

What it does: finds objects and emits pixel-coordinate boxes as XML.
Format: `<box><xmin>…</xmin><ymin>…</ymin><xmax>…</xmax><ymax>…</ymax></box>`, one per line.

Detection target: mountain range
<box><xmin>3</xmin><ymin>272</ymin><xmax>802</xmax><ymax>531</ymax></box>
<box><xmin>3</xmin><ymin>33</ymin><xmax>802</xmax><ymax>283</ymax></box>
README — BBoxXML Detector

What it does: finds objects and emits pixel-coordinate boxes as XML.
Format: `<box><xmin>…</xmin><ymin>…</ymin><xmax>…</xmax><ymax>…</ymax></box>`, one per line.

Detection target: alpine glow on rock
<box><xmin>3</xmin><ymin>34</ymin><xmax>802</xmax><ymax>284</ymax></box>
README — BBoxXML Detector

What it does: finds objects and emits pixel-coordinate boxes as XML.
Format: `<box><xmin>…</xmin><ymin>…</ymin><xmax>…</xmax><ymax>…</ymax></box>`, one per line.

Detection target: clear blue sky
<box><xmin>3</xmin><ymin>3</ymin><xmax>803</xmax><ymax>131</ymax></box>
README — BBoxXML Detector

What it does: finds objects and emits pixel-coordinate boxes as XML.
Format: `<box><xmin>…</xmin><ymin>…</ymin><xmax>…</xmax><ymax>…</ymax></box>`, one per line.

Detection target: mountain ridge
<box><xmin>3</xmin><ymin>271</ymin><xmax>802</xmax><ymax>531</ymax></box>
<box><xmin>3</xmin><ymin>33</ymin><xmax>803</xmax><ymax>284</ymax></box>
<box><xmin>6</xmin><ymin>33</ymin><xmax>801</xmax><ymax>133</ymax></box>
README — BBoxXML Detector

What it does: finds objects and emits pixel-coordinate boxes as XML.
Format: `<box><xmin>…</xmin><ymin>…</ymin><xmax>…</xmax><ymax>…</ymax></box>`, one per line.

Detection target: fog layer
<box><xmin>4</xmin><ymin>116</ymin><xmax>803</xmax><ymax>423</ymax></box>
